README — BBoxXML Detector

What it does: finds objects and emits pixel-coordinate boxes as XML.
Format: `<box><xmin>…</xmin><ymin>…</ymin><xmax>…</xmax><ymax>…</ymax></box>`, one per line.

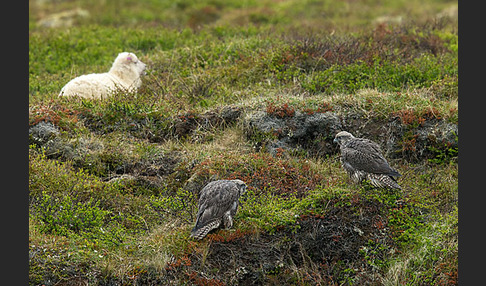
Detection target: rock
<box><xmin>173</xmin><ymin>106</ymin><xmax>243</xmax><ymax>138</ymax></box>
<box><xmin>266</xmin><ymin>140</ymin><xmax>293</xmax><ymax>158</ymax></box>
<box><xmin>410</xmin><ymin>119</ymin><xmax>458</xmax><ymax>160</ymax></box>
<box><xmin>29</xmin><ymin>122</ymin><xmax>92</xmax><ymax>159</ymax></box>
<box><xmin>295</xmin><ymin>111</ymin><xmax>342</xmax><ymax>140</ymax></box>
<box><xmin>339</xmin><ymin>112</ymin><xmax>404</xmax><ymax>158</ymax></box>
<box><xmin>245</xmin><ymin>110</ymin><xmax>286</xmax><ymax>134</ymax></box>
<box><xmin>48</xmin><ymin>136</ymin><xmax>104</xmax><ymax>161</ymax></box>
<box><xmin>221</xmin><ymin>105</ymin><xmax>243</xmax><ymax>123</ymax></box>
<box><xmin>244</xmin><ymin>108</ymin><xmax>458</xmax><ymax>162</ymax></box>
<box><xmin>29</xmin><ymin>121</ymin><xmax>60</xmax><ymax>146</ymax></box>
<box><xmin>244</xmin><ymin>110</ymin><xmax>342</xmax><ymax>157</ymax></box>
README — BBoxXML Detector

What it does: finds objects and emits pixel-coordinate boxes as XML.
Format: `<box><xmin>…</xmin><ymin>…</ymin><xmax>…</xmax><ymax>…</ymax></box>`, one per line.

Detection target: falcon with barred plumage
<box><xmin>190</xmin><ymin>179</ymin><xmax>247</xmax><ymax>240</ymax></box>
<box><xmin>333</xmin><ymin>131</ymin><xmax>402</xmax><ymax>190</ymax></box>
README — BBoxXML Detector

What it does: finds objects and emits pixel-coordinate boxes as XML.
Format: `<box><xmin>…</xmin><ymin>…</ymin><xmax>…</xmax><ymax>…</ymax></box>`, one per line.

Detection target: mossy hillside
<box><xmin>29</xmin><ymin>133</ymin><xmax>457</xmax><ymax>285</ymax></box>
<box><xmin>30</xmin><ymin>141</ymin><xmax>457</xmax><ymax>284</ymax></box>
<box><xmin>30</xmin><ymin>0</ymin><xmax>457</xmax><ymax>285</ymax></box>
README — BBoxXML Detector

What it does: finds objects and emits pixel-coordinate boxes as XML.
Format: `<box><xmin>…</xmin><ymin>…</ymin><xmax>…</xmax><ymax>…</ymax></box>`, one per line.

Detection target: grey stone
<box><xmin>245</xmin><ymin>108</ymin><xmax>457</xmax><ymax>161</ymax></box>
<box><xmin>29</xmin><ymin>121</ymin><xmax>60</xmax><ymax>146</ymax></box>
<box><xmin>244</xmin><ymin>110</ymin><xmax>342</xmax><ymax>157</ymax></box>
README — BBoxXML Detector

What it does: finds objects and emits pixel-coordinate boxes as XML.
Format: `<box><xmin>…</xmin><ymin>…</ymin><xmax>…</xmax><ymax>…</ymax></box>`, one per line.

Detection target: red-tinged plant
<box><xmin>29</xmin><ymin>103</ymin><xmax>80</xmax><ymax>130</ymax></box>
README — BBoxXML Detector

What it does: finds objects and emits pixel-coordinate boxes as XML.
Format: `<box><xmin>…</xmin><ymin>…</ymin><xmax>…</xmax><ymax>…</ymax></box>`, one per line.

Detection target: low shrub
<box><xmin>192</xmin><ymin>151</ymin><xmax>325</xmax><ymax>198</ymax></box>
<box><xmin>300</xmin><ymin>54</ymin><xmax>457</xmax><ymax>95</ymax></box>
<box><xmin>34</xmin><ymin>191</ymin><xmax>108</xmax><ymax>237</ymax></box>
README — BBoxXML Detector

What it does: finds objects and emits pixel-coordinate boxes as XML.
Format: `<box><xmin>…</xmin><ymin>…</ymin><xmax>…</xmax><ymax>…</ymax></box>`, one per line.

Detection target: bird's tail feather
<box><xmin>368</xmin><ymin>173</ymin><xmax>401</xmax><ymax>190</ymax></box>
<box><xmin>190</xmin><ymin>220</ymin><xmax>221</xmax><ymax>240</ymax></box>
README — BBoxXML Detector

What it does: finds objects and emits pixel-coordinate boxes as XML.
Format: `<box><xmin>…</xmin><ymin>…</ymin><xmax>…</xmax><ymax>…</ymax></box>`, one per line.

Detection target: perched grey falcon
<box><xmin>333</xmin><ymin>131</ymin><xmax>401</xmax><ymax>189</ymax></box>
<box><xmin>190</xmin><ymin>179</ymin><xmax>247</xmax><ymax>240</ymax></box>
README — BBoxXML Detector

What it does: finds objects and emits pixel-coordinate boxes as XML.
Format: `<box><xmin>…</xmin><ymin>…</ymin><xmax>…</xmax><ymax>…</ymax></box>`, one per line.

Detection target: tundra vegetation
<box><xmin>29</xmin><ymin>0</ymin><xmax>457</xmax><ymax>285</ymax></box>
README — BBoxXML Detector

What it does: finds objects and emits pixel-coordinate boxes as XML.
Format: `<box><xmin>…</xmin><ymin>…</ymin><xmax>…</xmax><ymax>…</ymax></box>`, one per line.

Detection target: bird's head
<box><xmin>333</xmin><ymin>131</ymin><xmax>355</xmax><ymax>146</ymax></box>
<box><xmin>231</xmin><ymin>179</ymin><xmax>248</xmax><ymax>195</ymax></box>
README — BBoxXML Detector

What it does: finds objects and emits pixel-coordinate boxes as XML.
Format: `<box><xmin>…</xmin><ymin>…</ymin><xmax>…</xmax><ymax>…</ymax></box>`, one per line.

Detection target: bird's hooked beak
<box><xmin>333</xmin><ymin>138</ymin><xmax>338</xmax><ymax>144</ymax></box>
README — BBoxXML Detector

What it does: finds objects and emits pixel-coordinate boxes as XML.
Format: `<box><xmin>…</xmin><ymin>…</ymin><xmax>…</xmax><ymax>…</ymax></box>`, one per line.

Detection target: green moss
<box><xmin>238</xmin><ymin>188</ymin><xmax>300</xmax><ymax>233</ymax></box>
<box><xmin>34</xmin><ymin>191</ymin><xmax>109</xmax><ymax>237</ymax></box>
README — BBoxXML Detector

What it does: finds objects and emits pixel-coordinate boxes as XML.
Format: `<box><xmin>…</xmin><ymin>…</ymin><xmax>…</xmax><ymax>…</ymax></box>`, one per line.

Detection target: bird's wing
<box><xmin>194</xmin><ymin>181</ymin><xmax>240</xmax><ymax>229</ymax></box>
<box><xmin>343</xmin><ymin>138</ymin><xmax>399</xmax><ymax>176</ymax></box>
